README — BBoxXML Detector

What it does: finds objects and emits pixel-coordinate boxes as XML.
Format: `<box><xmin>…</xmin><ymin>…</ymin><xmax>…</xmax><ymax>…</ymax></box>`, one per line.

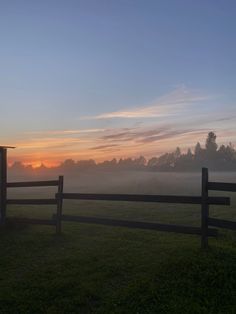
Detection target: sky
<box><xmin>0</xmin><ymin>0</ymin><xmax>236</xmax><ymax>167</ymax></box>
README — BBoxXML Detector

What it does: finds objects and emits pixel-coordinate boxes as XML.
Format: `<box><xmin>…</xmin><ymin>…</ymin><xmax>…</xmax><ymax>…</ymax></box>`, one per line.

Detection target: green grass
<box><xmin>1</xmin><ymin>178</ymin><xmax>236</xmax><ymax>313</ymax></box>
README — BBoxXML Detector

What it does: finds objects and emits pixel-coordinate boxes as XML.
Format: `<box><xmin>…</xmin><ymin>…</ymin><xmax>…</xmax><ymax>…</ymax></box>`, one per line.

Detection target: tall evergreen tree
<box><xmin>205</xmin><ymin>132</ymin><xmax>217</xmax><ymax>153</ymax></box>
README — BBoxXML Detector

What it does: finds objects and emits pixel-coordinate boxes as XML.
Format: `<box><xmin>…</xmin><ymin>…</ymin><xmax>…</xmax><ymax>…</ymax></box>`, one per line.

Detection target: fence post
<box><xmin>0</xmin><ymin>148</ymin><xmax>7</xmax><ymax>225</ymax></box>
<box><xmin>201</xmin><ymin>167</ymin><xmax>209</xmax><ymax>249</ymax></box>
<box><xmin>56</xmin><ymin>175</ymin><xmax>64</xmax><ymax>234</ymax></box>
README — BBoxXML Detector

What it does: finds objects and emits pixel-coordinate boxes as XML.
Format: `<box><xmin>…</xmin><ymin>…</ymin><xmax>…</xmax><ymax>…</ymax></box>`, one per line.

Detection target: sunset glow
<box><xmin>1</xmin><ymin>1</ymin><xmax>235</xmax><ymax>167</ymax></box>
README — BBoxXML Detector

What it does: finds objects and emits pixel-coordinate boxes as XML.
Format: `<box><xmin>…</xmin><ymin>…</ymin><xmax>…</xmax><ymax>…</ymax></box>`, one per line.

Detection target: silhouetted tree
<box><xmin>61</xmin><ymin>159</ymin><xmax>76</xmax><ymax>170</ymax></box>
<box><xmin>10</xmin><ymin>161</ymin><xmax>25</xmax><ymax>171</ymax></box>
<box><xmin>147</xmin><ymin>157</ymin><xmax>159</xmax><ymax>169</ymax></box>
<box><xmin>77</xmin><ymin>159</ymin><xmax>96</xmax><ymax>168</ymax></box>
<box><xmin>133</xmin><ymin>156</ymin><xmax>146</xmax><ymax>169</ymax></box>
<box><xmin>194</xmin><ymin>142</ymin><xmax>202</xmax><ymax>159</ymax></box>
<box><xmin>98</xmin><ymin>158</ymin><xmax>117</xmax><ymax>169</ymax></box>
<box><xmin>205</xmin><ymin>132</ymin><xmax>217</xmax><ymax>158</ymax></box>
<box><xmin>174</xmin><ymin>147</ymin><xmax>181</xmax><ymax>159</ymax></box>
<box><xmin>187</xmin><ymin>148</ymin><xmax>193</xmax><ymax>158</ymax></box>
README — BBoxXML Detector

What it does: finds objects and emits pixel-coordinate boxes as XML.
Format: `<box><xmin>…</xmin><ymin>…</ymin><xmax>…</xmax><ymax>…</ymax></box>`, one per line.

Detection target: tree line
<box><xmin>9</xmin><ymin>132</ymin><xmax>236</xmax><ymax>173</ymax></box>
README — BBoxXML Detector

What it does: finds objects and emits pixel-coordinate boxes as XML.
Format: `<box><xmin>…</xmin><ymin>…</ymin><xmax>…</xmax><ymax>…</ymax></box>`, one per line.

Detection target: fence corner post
<box><xmin>56</xmin><ymin>175</ymin><xmax>64</xmax><ymax>235</ymax></box>
<box><xmin>201</xmin><ymin>167</ymin><xmax>209</xmax><ymax>250</ymax></box>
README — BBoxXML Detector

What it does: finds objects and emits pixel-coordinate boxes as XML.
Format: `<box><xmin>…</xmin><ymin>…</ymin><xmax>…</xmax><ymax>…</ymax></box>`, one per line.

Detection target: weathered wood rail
<box><xmin>52</xmin><ymin>214</ymin><xmax>218</xmax><ymax>237</ymax></box>
<box><xmin>208</xmin><ymin>182</ymin><xmax>236</xmax><ymax>192</ymax></box>
<box><xmin>208</xmin><ymin>217</ymin><xmax>236</xmax><ymax>231</ymax></box>
<box><xmin>7</xmin><ymin>180</ymin><xmax>60</xmax><ymax>188</ymax></box>
<box><xmin>58</xmin><ymin>193</ymin><xmax>229</xmax><ymax>205</ymax></box>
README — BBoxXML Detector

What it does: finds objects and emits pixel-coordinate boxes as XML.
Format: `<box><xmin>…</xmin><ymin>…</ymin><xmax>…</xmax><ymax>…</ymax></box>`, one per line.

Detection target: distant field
<box><xmin>1</xmin><ymin>171</ymin><xmax>236</xmax><ymax>313</ymax></box>
<box><xmin>8</xmin><ymin>169</ymin><xmax>236</xmax><ymax>194</ymax></box>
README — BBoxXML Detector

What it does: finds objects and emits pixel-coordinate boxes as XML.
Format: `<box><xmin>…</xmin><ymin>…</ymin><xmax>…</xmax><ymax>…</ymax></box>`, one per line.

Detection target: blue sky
<box><xmin>0</xmin><ymin>0</ymin><xmax>235</xmax><ymax>165</ymax></box>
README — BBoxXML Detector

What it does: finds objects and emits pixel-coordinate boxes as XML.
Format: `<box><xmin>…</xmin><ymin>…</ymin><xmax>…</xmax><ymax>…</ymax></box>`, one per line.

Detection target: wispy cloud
<box><xmin>102</xmin><ymin>127</ymin><xmax>168</xmax><ymax>142</ymax></box>
<box><xmin>136</xmin><ymin>129</ymin><xmax>208</xmax><ymax>144</ymax></box>
<box><xmin>101</xmin><ymin>126</ymin><xmax>209</xmax><ymax>145</ymax></box>
<box><xmin>82</xmin><ymin>86</ymin><xmax>210</xmax><ymax>120</ymax></box>
<box><xmin>17</xmin><ymin>137</ymin><xmax>85</xmax><ymax>150</ymax></box>
<box><xmin>90</xmin><ymin>144</ymin><xmax>119</xmax><ymax>150</ymax></box>
<box><xmin>25</xmin><ymin>128</ymin><xmax>106</xmax><ymax>136</ymax></box>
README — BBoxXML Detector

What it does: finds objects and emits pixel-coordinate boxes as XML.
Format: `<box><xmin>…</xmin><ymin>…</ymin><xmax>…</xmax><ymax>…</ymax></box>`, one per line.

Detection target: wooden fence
<box><xmin>6</xmin><ymin>177</ymin><xmax>64</xmax><ymax>234</ymax></box>
<box><xmin>1</xmin><ymin>168</ymin><xmax>236</xmax><ymax>249</ymax></box>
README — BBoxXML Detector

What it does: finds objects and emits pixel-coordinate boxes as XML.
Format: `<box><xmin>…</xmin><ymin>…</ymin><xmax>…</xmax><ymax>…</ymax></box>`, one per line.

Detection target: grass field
<box><xmin>1</xmin><ymin>171</ymin><xmax>236</xmax><ymax>313</ymax></box>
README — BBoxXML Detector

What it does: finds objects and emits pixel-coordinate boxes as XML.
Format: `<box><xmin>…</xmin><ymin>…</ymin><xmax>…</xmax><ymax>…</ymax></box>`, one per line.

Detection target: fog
<box><xmin>7</xmin><ymin>170</ymin><xmax>236</xmax><ymax>198</ymax></box>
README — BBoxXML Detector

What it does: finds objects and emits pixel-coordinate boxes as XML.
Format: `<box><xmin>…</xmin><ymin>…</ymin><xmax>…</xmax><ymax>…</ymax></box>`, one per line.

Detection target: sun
<box><xmin>22</xmin><ymin>160</ymin><xmax>59</xmax><ymax>169</ymax></box>
<box><xmin>32</xmin><ymin>161</ymin><xmax>44</xmax><ymax>169</ymax></box>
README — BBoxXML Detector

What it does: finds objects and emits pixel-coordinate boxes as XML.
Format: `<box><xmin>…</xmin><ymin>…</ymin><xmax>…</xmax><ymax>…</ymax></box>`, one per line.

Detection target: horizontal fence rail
<box><xmin>7</xmin><ymin>180</ymin><xmax>59</xmax><ymax>188</ymax></box>
<box><xmin>7</xmin><ymin>199</ymin><xmax>57</xmax><ymax>205</ymax></box>
<box><xmin>208</xmin><ymin>182</ymin><xmax>236</xmax><ymax>192</ymax></box>
<box><xmin>7</xmin><ymin>217</ymin><xmax>56</xmax><ymax>226</ymax></box>
<box><xmin>57</xmin><ymin>193</ymin><xmax>230</xmax><ymax>206</ymax></box>
<box><xmin>208</xmin><ymin>217</ymin><xmax>236</xmax><ymax>231</ymax></box>
<box><xmin>52</xmin><ymin>214</ymin><xmax>218</xmax><ymax>237</ymax></box>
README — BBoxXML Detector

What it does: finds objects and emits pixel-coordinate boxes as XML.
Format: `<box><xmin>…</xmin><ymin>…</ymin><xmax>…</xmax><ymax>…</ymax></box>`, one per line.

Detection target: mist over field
<box><xmin>7</xmin><ymin>169</ymin><xmax>236</xmax><ymax>197</ymax></box>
